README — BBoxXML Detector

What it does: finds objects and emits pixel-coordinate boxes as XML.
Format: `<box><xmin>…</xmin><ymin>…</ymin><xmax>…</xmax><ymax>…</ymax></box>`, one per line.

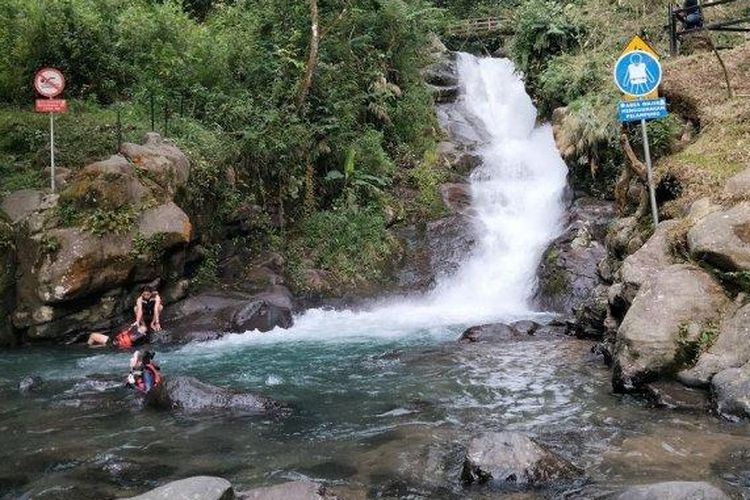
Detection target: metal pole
<box><xmin>641</xmin><ymin>119</ymin><xmax>659</xmax><ymax>226</ymax></box>
<box><xmin>49</xmin><ymin>112</ymin><xmax>56</xmax><ymax>193</ymax></box>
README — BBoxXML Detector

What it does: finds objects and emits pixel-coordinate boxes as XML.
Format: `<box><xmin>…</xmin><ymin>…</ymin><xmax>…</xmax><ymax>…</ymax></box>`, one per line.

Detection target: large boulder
<box><xmin>688</xmin><ymin>202</ymin><xmax>750</xmax><ymax>271</ymax></box>
<box><xmin>679</xmin><ymin>300</ymin><xmax>750</xmax><ymax>387</ymax></box>
<box><xmin>461</xmin><ymin>432</ymin><xmax>581</xmax><ymax>487</ymax></box>
<box><xmin>120</xmin><ymin>133</ymin><xmax>190</xmax><ymax>197</ymax></box>
<box><xmin>612</xmin><ymin>264</ymin><xmax>729</xmax><ymax>392</ymax></box>
<box><xmin>711</xmin><ymin>361</ymin><xmax>750</xmax><ymax>420</ymax></box>
<box><xmin>146</xmin><ymin>376</ymin><xmax>285</xmax><ymax>414</ymax></box>
<box><xmin>535</xmin><ymin>198</ymin><xmax>615</xmax><ymax>331</ymax></box>
<box><xmin>616</xmin><ymin>481</ymin><xmax>730</xmax><ymax>500</ymax></box>
<box><xmin>127</xmin><ymin>476</ymin><xmax>234</xmax><ymax>500</ymax></box>
<box><xmin>238</xmin><ymin>481</ymin><xmax>337</xmax><ymax>500</ymax></box>
<box><xmin>723</xmin><ymin>166</ymin><xmax>750</xmax><ymax>198</ymax></box>
<box><xmin>459</xmin><ymin>321</ymin><xmax>568</xmax><ymax>343</ymax></box>
<box><xmin>619</xmin><ymin>220</ymin><xmax>679</xmax><ymax>291</ymax></box>
<box><xmin>165</xmin><ymin>288</ymin><xmax>293</xmax><ymax>343</ymax></box>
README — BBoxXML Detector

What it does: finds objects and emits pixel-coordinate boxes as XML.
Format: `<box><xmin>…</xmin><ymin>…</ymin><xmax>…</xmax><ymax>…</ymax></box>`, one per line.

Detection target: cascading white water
<box><xmin>187</xmin><ymin>53</ymin><xmax>569</xmax><ymax>347</ymax></box>
<box><xmin>427</xmin><ymin>53</ymin><xmax>568</xmax><ymax>319</ymax></box>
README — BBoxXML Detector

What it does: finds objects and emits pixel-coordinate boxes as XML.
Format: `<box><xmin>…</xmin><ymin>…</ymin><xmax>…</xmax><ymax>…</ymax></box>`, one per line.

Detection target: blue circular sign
<box><xmin>613</xmin><ymin>50</ymin><xmax>662</xmax><ymax>97</ymax></box>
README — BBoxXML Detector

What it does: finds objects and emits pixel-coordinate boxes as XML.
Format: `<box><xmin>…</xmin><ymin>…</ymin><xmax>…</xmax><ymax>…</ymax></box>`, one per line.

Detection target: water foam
<box><xmin>189</xmin><ymin>53</ymin><xmax>568</xmax><ymax>347</ymax></box>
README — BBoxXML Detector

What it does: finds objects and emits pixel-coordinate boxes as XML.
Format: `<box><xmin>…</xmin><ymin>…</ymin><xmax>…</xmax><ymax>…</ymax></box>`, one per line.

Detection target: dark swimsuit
<box><xmin>142</xmin><ymin>296</ymin><xmax>157</xmax><ymax>331</ymax></box>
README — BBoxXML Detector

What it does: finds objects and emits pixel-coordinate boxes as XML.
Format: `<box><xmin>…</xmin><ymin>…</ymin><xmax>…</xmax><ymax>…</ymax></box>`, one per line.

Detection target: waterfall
<box><xmin>189</xmin><ymin>53</ymin><xmax>569</xmax><ymax>346</ymax></box>
<box><xmin>427</xmin><ymin>53</ymin><xmax>568</xmax><ymax>320</ymax></box>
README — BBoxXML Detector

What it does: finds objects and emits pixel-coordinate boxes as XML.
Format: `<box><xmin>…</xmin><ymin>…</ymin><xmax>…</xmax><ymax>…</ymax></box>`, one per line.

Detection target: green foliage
<box><xmin>191</xmin><ymin>243</ymin><xmax>220</xmax><ymax>289</ymax></box>
<box><xmin>405</xmin><ymin>147</ymin><xmax>446</xmax><ymax>219</ymax></box>
<box><xmin>131</xmin><ymin>233</ymin><xmax>167</xmax><ymax>263</ymax></box>
<box><xmin>537</xmin><ymin>52</ymin><xmax>607</xmax><ymax>115</ymax></box>
<box><xmin>510</xmin><ymin>0</ymin><xmax>583</xmax><ymax>77</ymax></box>
<box><xmin>677</xmin><ymin>321</ymin><xmax>719</xmax><ymax>368</ymax></box>
<box><xmin>39</xmin><ymin>234</ymin><xmax>61</xmax><ymax>257</ymax></box>
<box><xmin>288</xmin><ymin>207</ymin><xmax>398</xmax><ymax>290</ymax></box>
<box><xmin>82</xmin><ymin>206</ymin><xmax>138</xmax><ymax>236</ymax></box>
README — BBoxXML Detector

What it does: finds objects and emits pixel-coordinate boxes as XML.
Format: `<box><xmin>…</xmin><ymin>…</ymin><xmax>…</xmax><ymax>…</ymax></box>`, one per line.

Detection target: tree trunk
<box><xmin>297</xmin><ymin>0</ymin><xmax>320</xmax><ymax>109</ymax></box>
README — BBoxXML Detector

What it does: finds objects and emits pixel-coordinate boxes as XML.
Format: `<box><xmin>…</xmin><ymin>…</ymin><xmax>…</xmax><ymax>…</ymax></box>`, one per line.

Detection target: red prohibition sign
<box><xmin>34</xmin><ymin>68</ymin><xmax>65</xmax><ymax>98</ymax></box>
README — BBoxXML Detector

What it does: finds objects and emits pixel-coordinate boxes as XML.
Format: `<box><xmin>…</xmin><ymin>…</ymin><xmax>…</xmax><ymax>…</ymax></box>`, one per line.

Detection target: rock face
<box><xmin>461</xmin><ymin>432</ymin><xmax>581</xmax><ymax>487</ymax></box>
<box><xmin>0</xmin><ymin>214</ymin><xmax>15</xmax><ymax>346</ymax></box>
<box><xmin>146</xmin><ymin>376</ymin><xmax>284</xmax><ymax>414</ymax></box>
<box><xmin>679</xmin><ymin>300</ymin><xmax>750</xmax><ymax>387</ymax></box>
<box><xmin>535</xmin><ymin>197</ymin><xmax>615</xmax><ymax>333</ymax></box>
<box><xmin>688</xmin><ymin>202</ymin><xmax>750</xmax><ymax>271</ymax></box>
<box><xmin>616</xmin><ymin>481</ymin><xmax>730</xmax><ymax>500</ymax></box>
<box><xmin>127</xmin><ymin>476</ymin><xmax>234</xmax><ymax>500</ymax></box>
<box><xmin>164</xmin><ymin>288</ymin><xmax>293</xmax><ymax>343</ymax></box>
<box><xmin>711</xmin><ymin>362</ymin><xmax>750</xmax><ymax>420</ymax></box>
<box><xmin>723</xmin><ymin>166</ymin><xmax>750</xmax><ymax>198</ymax></box>
<box><xmin>1</xmin><ymin>134</ymin><xmax>195</xmax><ymax>343</ymax></box>
<box><xmin>612</xmin><ymin>265</ymin><xmax>729</xmax><ymax>391</ymax></box>
<box><xmin>619</xmin><ymin>220</ymin><xmax>678</xmax><ymax>291</ymax></box>
<box><xmin>238</xmin><ymin>481</ymin><xmax>336</xmax><ymax>500</ymax></box>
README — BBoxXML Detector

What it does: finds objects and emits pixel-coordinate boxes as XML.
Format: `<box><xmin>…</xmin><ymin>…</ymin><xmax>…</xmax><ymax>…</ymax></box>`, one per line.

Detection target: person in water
<box><xmin>127</xmin><ymin>349</ymin><xmax>161</xmax><ymax>393</ymax></box>
<box><xmin>87</xmin><ymin>323</ymin><xmax>149</xmax><ymax>348</ymax></box>
<box><xmin>135</xmin><ymin>285</ymin><xmax>163</xmax><ymax>333</ymax></box>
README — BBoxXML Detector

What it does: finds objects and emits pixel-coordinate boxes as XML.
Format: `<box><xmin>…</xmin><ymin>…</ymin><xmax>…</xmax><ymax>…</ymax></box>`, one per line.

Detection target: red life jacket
<box><xmin>114</xmin><ymin>328</ymin><xmax>134</xmax><ymax>349</ymax></box>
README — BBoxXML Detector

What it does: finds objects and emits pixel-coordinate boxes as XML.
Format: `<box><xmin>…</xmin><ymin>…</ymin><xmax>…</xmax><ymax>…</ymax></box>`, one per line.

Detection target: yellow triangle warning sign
<box><xmin>620</xmin><ymin>35</ymin><xmax>660</xmax><ymax>100</ymax></box>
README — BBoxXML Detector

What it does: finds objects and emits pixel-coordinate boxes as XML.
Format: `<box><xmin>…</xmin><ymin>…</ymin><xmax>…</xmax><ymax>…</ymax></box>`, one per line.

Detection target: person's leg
<box><xmin>87</xmin><ymin>332</ymin><xmax>109</xmax><ymax>346</ymax></box>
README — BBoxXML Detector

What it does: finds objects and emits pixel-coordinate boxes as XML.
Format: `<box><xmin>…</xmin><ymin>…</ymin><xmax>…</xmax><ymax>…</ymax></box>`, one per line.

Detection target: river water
<box><xmin>1</xmin><ymin>54</ymin><xmax>749</xmax><ymax>499</ymax></box>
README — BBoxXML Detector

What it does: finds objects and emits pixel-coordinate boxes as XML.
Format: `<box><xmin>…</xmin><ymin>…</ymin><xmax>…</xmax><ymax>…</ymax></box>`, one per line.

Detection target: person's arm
<box><xmin>151</xmin><ymin>294</ymin><xmax>163</xmax><ymax>331</ymax></box>
<box><xmin>135</xmin><ymin>297</ymin><xmax>144</xmax><ymax>326</ymax></box>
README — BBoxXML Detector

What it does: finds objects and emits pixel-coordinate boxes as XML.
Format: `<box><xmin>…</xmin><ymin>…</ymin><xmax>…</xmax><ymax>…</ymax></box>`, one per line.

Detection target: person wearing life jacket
<box><xmin>126</xmin><ymin>350</ymin><xmax>162</xmax><ymax>393</ymax></box>
<box><xmin>87</xmin><ymin>324</ymin><xmax>149</xmax><ymax>349</ymax></box>
<box><xmin>135</xmin><ymin>285</ymin><xmax>164</xmax><ymax>333</ymax></box>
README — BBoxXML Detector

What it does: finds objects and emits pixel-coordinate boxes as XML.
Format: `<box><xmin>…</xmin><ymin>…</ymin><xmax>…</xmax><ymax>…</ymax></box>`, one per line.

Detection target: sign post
<box><xmin>613</xmin><ymin>36</ymin><xmax>667</xmax><ymax>227</ymax></box>
<box><xmin>33</xmin><ymin>68</ymin><xmax>67</xmax><ymax>193</ymax></box>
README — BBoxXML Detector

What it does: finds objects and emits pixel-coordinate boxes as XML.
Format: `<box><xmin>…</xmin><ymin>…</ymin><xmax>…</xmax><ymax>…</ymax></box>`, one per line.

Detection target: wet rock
<box><xmin>459</xmin><ymin>321</ymin><xmax>561</xmax><ymax>343</ymax></box>
<box><xmin>643</xmin><ymin>381</ymin><xmax>709</xmax><ymax>412</ymax></box>
<box><xmin>616</xmin><ymin>481</ymin><xmax>730</xmax><ymax>500</ymax></box>
<box><xmin>612</xmin><ymin>264</ymin><xmax>729</xmax><ymax>392</ymax></box>
<box><xmin>461</xmin><ymin>432</ymin><xmax>581</xmax><ymax>487</ymax></box>
<box><xmin>422</xmin><ymin>56</ymin><xmax>458</xmax><ymax>88</ymax></box>
<box><xmin>238</xmin><ymin>480</ymin><xmax>336</xmax><ymax>500</ymax></box>
<box><xmin>679</xmin><ymin>299</ymin><xmax>750</xmax><ymax>388</ymax></box>
<box><xmin>535</xmin><ymin>198</ymin><xmax>616</xmax><ymax>330</ymax></box>
<box><xmin>439</xmin><ymin>183</ymin><xmax>471</xmax><ymax>213</ymax></box>
<box><xmin>0</xmin><ymin>213</ymin><xmax>15</xmax><ymax>346</ymax></box>
<box><xmin>711</xmin><ymin>361</ymin><xmax>750</xmax><ymax>420</ymax></box>
<box><xmin>165</xmin><ymin>287</ymin><xmax>293</xmax><ymax>342</ymax></box>
<box><xmin>127</xmin><ymin>476</ymin><xmax>234</xmax><ymax>500</ymax></box>
<box><xmin>18</xmin><ymin>375</ymin><xmax>43</xmax><ymax>393</ymax></box>
<box><xmin>688</xmin><ymin>202</ymin><xmax>750</xmax><ymax>272</ymax></box>
<box><xmin>510</xmin><ymin>320</ymin><xmax>539</xmax><ymax>336</ymax></box>
<box><xmin>146</xmin><ymin>376</ymin><xmax>285</xmax><ymax>414</ymax></box>
<box><xmin>429</xmin><ymin>84</ymin><xmax>460</xmax><ymax>104</ymax></box>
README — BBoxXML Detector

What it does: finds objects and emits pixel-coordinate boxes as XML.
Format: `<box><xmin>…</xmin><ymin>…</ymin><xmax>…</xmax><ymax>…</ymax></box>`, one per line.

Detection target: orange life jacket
<box><xmin>114</xmin><ymin>328</ymin><xmax>134</xmax><ymax>349</ymax></box>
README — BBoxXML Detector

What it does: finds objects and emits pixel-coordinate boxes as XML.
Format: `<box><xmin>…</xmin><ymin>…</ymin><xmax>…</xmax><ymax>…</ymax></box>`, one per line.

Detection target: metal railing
<box><xmin>668</xmin><ymin>0</ymin><xmax>750</xmax><ymax>55</ymax></box>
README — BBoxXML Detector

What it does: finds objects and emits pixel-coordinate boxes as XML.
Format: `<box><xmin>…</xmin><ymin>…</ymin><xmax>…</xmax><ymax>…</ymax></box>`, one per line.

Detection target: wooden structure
<box><xmin>449</xmin><ymin>17</ymin><xmax>511</xmax><ymax>38</ymax></box>
<box><xmin>668</xmin><ymin>0</ymin><xmax>750</xmax><ymax>55</ymax></box>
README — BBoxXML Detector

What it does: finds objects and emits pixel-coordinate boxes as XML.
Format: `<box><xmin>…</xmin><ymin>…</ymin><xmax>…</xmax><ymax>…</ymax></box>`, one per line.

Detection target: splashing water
<box><xmin>200</xmin><ymin>53</ymin><xmax>569</xmax><ymax>346</ymax></box>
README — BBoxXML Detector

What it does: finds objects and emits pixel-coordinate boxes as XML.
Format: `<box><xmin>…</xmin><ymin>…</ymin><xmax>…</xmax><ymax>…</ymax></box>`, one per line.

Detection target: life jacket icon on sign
<box><xmin>613</xmin><ymin>50</ymin><xmax>662</xmax><ymax>98</ymax></box>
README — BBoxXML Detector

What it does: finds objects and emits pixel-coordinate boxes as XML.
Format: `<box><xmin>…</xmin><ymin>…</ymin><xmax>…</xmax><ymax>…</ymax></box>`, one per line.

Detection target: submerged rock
<box><xmin>616</xmin><ymin>481</ymin><xmax>730</xmax><ymax>500</ymax></box>
<box><xmin>127</xmin><ymin>476</ymin><xmax>234</xmax><ymax>500</ymax></box>
<box><xmin>459</xmin><ymin>321</ymin><xmax>565</xmax><ymax>343</ymax></box>
<box><xmin>17</xmin><ymin>375</ymin><xmax>43</xmax><ymax>394</ymax></box>
<box><xmin>612</xmin><ymin>264</ymin><xmax>729</xmax><ymax>392</ymax></box>
<box><xmin>146</xmin><ymin>376</ymin><xmax>285</xmax><ymax>414</ymax></box>
<box><xmin>238</xmin><ymin>480</ymin><xmax>337</xmax><ymax>500</ymax></box>
<box><xmin>461</xmin><ymin>432</ymin><xmax>581</xmax><ymax>487</ymax></box>
<box><xmin>643</xmin><ymin>381</ymin><xmax>709</xmax><ymax>412</ymax></box>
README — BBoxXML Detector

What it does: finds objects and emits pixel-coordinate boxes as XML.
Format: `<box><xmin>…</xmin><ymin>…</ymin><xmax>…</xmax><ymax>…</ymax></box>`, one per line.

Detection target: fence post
<box><xmin>150</xmin><ymin>92</ymin><xmax>155</xmax><ymax>131</ymax></box>
<box><xmin>669</xmin><ymin>5</ymin><xmax>678</xmax><ymax>56</ymax></box>
<box><xmin>116</xmin><ymin>106</ymin><xmax>122</xmax><ymax>152</ymax></box>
